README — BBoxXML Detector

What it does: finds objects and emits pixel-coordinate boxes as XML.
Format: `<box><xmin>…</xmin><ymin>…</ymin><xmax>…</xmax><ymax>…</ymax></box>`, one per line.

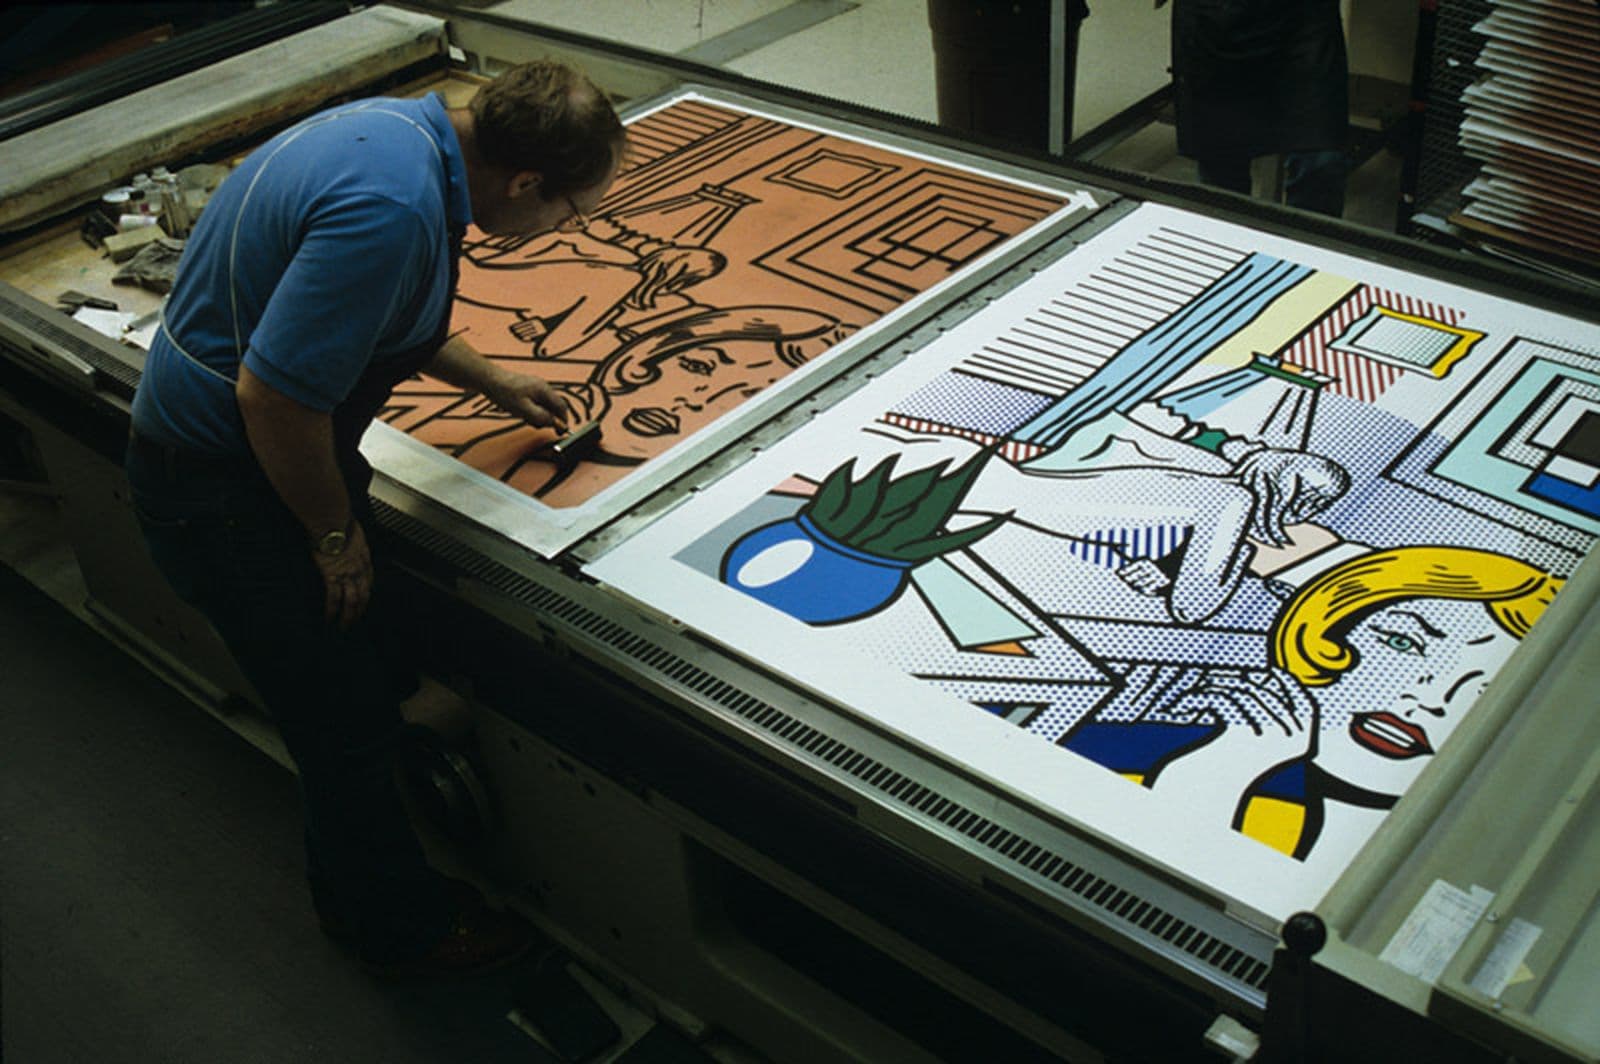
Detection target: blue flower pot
<box><xmin>721</xmin><ymin>513</ymin><xmax>914</xmax><ymax>625</ymax></box>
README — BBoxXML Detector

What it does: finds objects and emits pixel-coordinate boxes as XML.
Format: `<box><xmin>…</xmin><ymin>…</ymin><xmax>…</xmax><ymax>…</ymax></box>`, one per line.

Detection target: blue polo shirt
<box><xmin>131</xmin><ymin>93</ymin><xmax>472</xmax><ymax>454</ymax></box>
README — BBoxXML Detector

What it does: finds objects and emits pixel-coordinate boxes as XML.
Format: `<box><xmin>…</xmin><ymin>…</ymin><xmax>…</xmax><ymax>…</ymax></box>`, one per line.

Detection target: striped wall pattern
<box><xmin>879</xmin><ymin>412</ymin><xmax>1047</xmax><ymax>465</ymax></box>
<box><xmin>1062</xmin><ymin>526</ymin><xmax>1191</xmax><ymax>570</ymax></box>
<box><xmin>1283</xmin><ymin>286</ymin><xmax>1466</xmax><ymax>402</ymax></box>
<box><xmin>952</xmin><ymin>227</ymin><xmax>1248</xmax><ymax>399</ymax></box>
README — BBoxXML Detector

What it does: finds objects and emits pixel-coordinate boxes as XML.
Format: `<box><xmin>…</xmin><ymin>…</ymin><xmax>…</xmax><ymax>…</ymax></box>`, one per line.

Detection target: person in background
<box><xmin>927</xmin><ymin>0</ymin><xmax>1091</xmax><ymax>151</ymax></box>
<box><xmin>124</xmin><ymin>60</ymin><xmax>623</xmax><ymax>976</ymax></box>
<box><xmin>1160</xmin><ymin>0</ymin><xmax>1350</xmax><ymax>217</ymax></box>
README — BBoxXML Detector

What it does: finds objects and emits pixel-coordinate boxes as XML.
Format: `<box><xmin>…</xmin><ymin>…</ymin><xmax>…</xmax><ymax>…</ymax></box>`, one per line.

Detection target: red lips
<box><xmin>1349</xmin><ymin>712</ymin><xmax>1434</xmax><ymax>759</ymax></box>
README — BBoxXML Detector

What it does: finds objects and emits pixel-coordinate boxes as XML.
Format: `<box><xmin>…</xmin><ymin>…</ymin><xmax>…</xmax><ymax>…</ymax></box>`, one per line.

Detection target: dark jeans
<box><xmin>1197</xmin><ymin>148</ymin><xmax>1347</xmax><ymax>218</ymax></box>
<box><xmin>125</xmin><ymin>435</ymin><xmax>453</xmax><ymax>962</ymax></box>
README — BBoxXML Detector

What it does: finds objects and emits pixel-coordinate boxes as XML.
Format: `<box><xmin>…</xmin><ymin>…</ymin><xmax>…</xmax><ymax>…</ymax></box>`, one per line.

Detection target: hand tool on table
<box><xmin>529</xmin><ymin>418</ymin><xmax>603</xmax><ymax>472</ymax></box>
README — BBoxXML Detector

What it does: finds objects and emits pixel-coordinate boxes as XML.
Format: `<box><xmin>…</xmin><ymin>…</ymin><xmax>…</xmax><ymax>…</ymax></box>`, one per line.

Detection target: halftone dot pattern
<box><xmin>1317</xmin><ymin>466</ymin><xmax>1441</xmax><ymax>545</ymax></box>
<box><xmin>1306</xmin><ymin>663</ymin><xmax>1416</xmax><ymax>732</ymax></box>
<box><xmin>833</xmin><ymin>589</ymin><xmax>959</xmax><ymax>679</ymax></box>
<box><xmin>1325</xmin><ymin>473</ymin><xmax>1580</xmax><ymax>575</ymax></box>
<box><xmin>968</xmin><ymin>525</ymin><xmax>1170</xmax><ymax>622</ymax></box>
<box><xmin>1303</xmin><ymin>639</ymin><xmax>1508</xmax><ymax>737</ymax></box>
<box><xmin>1075</xmin><ymin>665</ymin><xmax>1286</xmax><ymax>729</ymax></box>
<box><xmin>1306</xmin><ymin>432</ymin><xmax>1582</xmax><ymax>574</ymax></box>
<box><xmin>1384</xmin><ymin>340</ymin><xmax>1600</xmax><ymax>557</ymax></box>
<box><xmin>1064</xmin><ymin>665</ymin><xmax>1322</xmax><ymax>738</ymax></box>
<box><xmin>1081</xmin><ymin>664</ymin><xmax>1206</xmax><ymax>725</ymax></box>
<box><xmin>927</xmin><ymin>679</ymin><xmax>1107</xmax><ymax>741</ymax></box>
<box><xmin>965</xmin><ymin>521</ymin><xmax>1285</xmax><ymax>640</ymax></box>
<box><xmin>891</xmin><ymin>371</ymin><xmax>1054</xmax><ymax>437</ymax></box>
<box><xmin>1498</xmin><ymin>378</ymin><xmax>1600</xmax><ymax>468</ymax></box>
<box><xmin>1338</xmin><ymin>312</ymin><xmax>1458</xmax><ymax>369</ymax></box>
<box><xmin>1304</xmin><ymin>392</ymin><xmax>1420</xmax><ymax>490</ymax></box>
<box><xmin>823</xmin><ymin>574</ymin><xmax>1056</xmax><ymax>689</ymax></box>
<box><xmin>1074</xmin><ymin>615</ymin><xmax>1276</xmax><ymax>672</ymax></box>
<box><xmin>579</xmin><ymin>201</ymin><xmax>1600</xmax><ymax>899</ymax></box>
<box><xmin>1021</xmin><ymin>701</ymin><xmax>1093</xmax><ymax>743</ymax></box>
<box><xmin>1297</xmin><ymin>393</ymin><xmax>1573</xmax><ymax>561</ymax></box>
<box><xmin>1310</xmin><ymin>389</ymin><xmax>1592</xmax><ymax>570</ymax></box>
<box><xmin>873</xmin><ymin>604</ymin><xmax>1111</xmax><ymax>687</ymax></box>
<box><xmin>1164</xmin><ymin>683</ymin><xmax>1277</xmax><ymax>731</ymax></box>
<box><xmin>1286</xmin><ymin>283</ymin><xmax>1466</xmax><ymax>402</ymax></box>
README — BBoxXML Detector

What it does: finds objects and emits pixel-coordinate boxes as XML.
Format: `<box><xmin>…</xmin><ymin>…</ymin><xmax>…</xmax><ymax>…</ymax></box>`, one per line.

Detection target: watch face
<box><xmin>318</xmin><ymin>530</ymin><xmax>348</xmax><ymax>556</ymax></box>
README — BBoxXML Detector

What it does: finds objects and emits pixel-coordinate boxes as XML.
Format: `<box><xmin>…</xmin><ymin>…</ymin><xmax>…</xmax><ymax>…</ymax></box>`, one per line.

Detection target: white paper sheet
<box><xmin>585</xmin><ymin>203</ymin><xmax>1600</xmax><ymax>924</ymax></box>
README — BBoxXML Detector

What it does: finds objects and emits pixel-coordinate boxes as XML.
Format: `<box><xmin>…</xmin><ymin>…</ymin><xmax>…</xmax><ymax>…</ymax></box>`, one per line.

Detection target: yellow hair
<box><xmin>1273</xmin><ymin>546</ymin><xmax>1562</xmax><ymax>687</ymax></box>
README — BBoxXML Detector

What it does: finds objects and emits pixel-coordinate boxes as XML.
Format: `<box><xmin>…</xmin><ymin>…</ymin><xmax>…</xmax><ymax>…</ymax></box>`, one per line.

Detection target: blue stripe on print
<box><xmin>1015</xmin><ymin>254</ymin><xmax>1313</xmax><ymax>448</ymax></box>
<box><xmin>1064</xmin><ymin>525</ymin><xmax>1187</xmax><ymax>569</ymax></box>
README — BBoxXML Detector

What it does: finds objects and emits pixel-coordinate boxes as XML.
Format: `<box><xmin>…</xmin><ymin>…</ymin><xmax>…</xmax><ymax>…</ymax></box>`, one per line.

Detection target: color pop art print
<box><xmin>587</xmin><ymin>202</ymin><xmax>1600</xmax><ymax>923</ymax></box>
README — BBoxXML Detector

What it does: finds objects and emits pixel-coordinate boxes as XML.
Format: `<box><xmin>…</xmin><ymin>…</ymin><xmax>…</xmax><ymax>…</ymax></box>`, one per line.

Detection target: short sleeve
<box><xmin>243</xmin><ymin>196</ymin><xmax>429</xmax><ymax>411</ymax></box>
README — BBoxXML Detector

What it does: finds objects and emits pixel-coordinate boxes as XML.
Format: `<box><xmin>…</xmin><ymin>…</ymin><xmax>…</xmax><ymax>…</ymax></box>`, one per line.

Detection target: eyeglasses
<box><xmin>556</xmin><ymin>195</ymin><xmax>590</xmax><ymax>233</ymax></box>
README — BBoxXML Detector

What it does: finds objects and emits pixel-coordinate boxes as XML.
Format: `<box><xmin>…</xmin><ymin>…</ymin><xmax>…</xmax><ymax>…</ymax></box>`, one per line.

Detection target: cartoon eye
<box><xmin>1373</xmin><ymin>628</ymin><xmax>1424</xmax><ymax>656</ymax></box>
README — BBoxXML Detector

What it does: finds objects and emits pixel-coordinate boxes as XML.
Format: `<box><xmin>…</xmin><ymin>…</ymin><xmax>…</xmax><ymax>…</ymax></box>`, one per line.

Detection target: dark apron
<box><xmin>330</xmin><ymin>226</ymin><xmax>463</xmax><ymax>520</ymax></box>
<box><xmin>1171</xmin><ymin>0</ymin><xmax>1347</xmax><ymax>160</ymax></box>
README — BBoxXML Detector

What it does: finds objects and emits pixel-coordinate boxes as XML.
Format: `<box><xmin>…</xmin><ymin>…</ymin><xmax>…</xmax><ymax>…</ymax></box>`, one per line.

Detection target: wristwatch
<box><xmin>314</xmin><ymin>522</ymin><xmax>351</xmax><ymax>558</ymax></box>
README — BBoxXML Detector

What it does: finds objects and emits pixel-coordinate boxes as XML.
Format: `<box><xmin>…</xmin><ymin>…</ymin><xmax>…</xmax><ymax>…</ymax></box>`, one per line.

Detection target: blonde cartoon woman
<box><xmin>1063</xmin><ymin>545</ymin><xmax>1562</xmax><ymax>859</ymax></box>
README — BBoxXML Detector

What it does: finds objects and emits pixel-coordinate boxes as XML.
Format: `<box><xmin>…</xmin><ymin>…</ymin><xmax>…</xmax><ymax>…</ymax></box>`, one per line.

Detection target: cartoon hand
<box><xmin>510</xmin><ymin>315</ymin><xmax>549</xmax><ymax>345</ymax></box>
<box><xmin>1142</xmin><ymin>670</ymin><xmax>1318</xmax><ymax>830</ymax></box>
<box><xmin>1232</xmin><ymin>448</ymin><xmax>1350</xmax><ymax>548</ymax></box>
<box><xmin>1167</xmin><ymin>671</ymin><xmax>1316</xmax><ymax>767</ymax></box>
<box><xmin>1119</xmin><ymin>558</ymin><xmax>1172</xmax><ymax>595</ymax></box>
<box><xmin>1192</xmin><ymin>673</ymin><xmax>1308</xmax><ymax>735</ymax></box>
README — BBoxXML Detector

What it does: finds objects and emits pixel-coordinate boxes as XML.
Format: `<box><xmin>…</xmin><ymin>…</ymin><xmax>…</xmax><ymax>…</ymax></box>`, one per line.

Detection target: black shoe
<box><xmin>363</xmin><ymin>901</ymin><xmax>541</xmax><ymax>979</ymax></box>
<box><xmin>317</xmin><ymin>877</ymin><xmax>485</xmax><ymax>947</ymax></box>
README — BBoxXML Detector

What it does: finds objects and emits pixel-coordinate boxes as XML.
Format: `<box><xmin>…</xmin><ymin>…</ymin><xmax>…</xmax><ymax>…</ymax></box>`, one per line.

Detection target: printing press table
<box><xmin>3</xmin><ymin>6</ymin><xmax>1599</xmax><ymax>1062</ymax></box>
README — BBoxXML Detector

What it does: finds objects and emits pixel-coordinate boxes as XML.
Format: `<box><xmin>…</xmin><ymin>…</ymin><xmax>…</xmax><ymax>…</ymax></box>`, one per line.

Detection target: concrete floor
<box><xmin>0</xmin><ymin>555</ymin><xmax>578</xmax><ymax>1064</ymax></box>
<box><xmin>1</xmin><ymin>3</ymin><xmax>1411</xmax><ymax>1062</ymax></box>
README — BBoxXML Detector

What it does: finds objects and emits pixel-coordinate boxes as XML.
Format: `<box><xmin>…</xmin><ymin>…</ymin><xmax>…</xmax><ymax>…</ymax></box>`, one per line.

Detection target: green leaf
<box><xmin>849</xmin><ymin>460</ymin><xmax>948</xmax><ymax>543</ymax></box>
<box><xmin>809</xmin><ymin>442</ymin><xmax>1005</xmax><ymax>551</ymax></box>
<box><xmin>937</xmin><ymin>443</ymin><xmax>999</xmax><ymax>506</ymax></box>
<box><xmin>860</xmin><ymin>444</ymin><xmax>999</xmax><ymax>552</ymax></box>
<box><xmin>886</xmin><ymin>512</ymin><xmax>1009</xmax><ymax>563</ymax></box>
<box><xmin>830</xmin><ymin>456</ymin><xmax>898</xmax><ymax>540</ymax></box>
<box><xmin>803</xmin><ymin>459</ymin><xmax>856</xmax><ymax>529</ymax></box>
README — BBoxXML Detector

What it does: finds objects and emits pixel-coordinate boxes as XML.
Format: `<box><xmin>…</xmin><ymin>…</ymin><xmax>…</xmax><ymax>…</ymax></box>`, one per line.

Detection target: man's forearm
<box><xmin>428</xmin><ymin>333</ymin><xmax>592</xmax><ymax>388</ymax></box>
<box><xmin>236</xmin><ymin>364</ymin><xmax>353</xmax><ymax>540</ymax></box>
<box><xmin>425</xmin><ymin>333</ymin><xmax>571</xmax><ymax>431</ymax></box>
<box><xmin>425</xmin><ymin>334</ymin><xmax>504</xmax><ymax>392</ymax></box>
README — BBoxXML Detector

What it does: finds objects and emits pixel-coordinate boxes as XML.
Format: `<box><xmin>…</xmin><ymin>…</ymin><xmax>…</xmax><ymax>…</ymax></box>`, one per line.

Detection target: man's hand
<box><xmin>482</xmin><ymin>365</ymin><xmax>569</xmax><ymax>434</ymax></box>
<box><xmin>426</xmin><ymin>335</ymin><xmax>569</xmax><ymax>433</ymax></box>
<box><xmin>237</xmin><ymin>365</ymin><xmax>371</xmax><ymax>628</ymax></box>
<box><xmin>313</xmin><ymin>520</ymin><xmax>374</xmax><ymax>629</ymax></box>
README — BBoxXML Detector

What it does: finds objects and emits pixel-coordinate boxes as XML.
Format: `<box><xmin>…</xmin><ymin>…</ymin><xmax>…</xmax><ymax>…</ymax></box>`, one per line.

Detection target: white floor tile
<box><xmin>726</xmin><ymin>0</ymin><xmax>936</xmax><ymax>122</ymax></box>
<box><xmin>482</xmin><ymin>0</ymin><xmax>797</xmax><ymax>57</ymax></box>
